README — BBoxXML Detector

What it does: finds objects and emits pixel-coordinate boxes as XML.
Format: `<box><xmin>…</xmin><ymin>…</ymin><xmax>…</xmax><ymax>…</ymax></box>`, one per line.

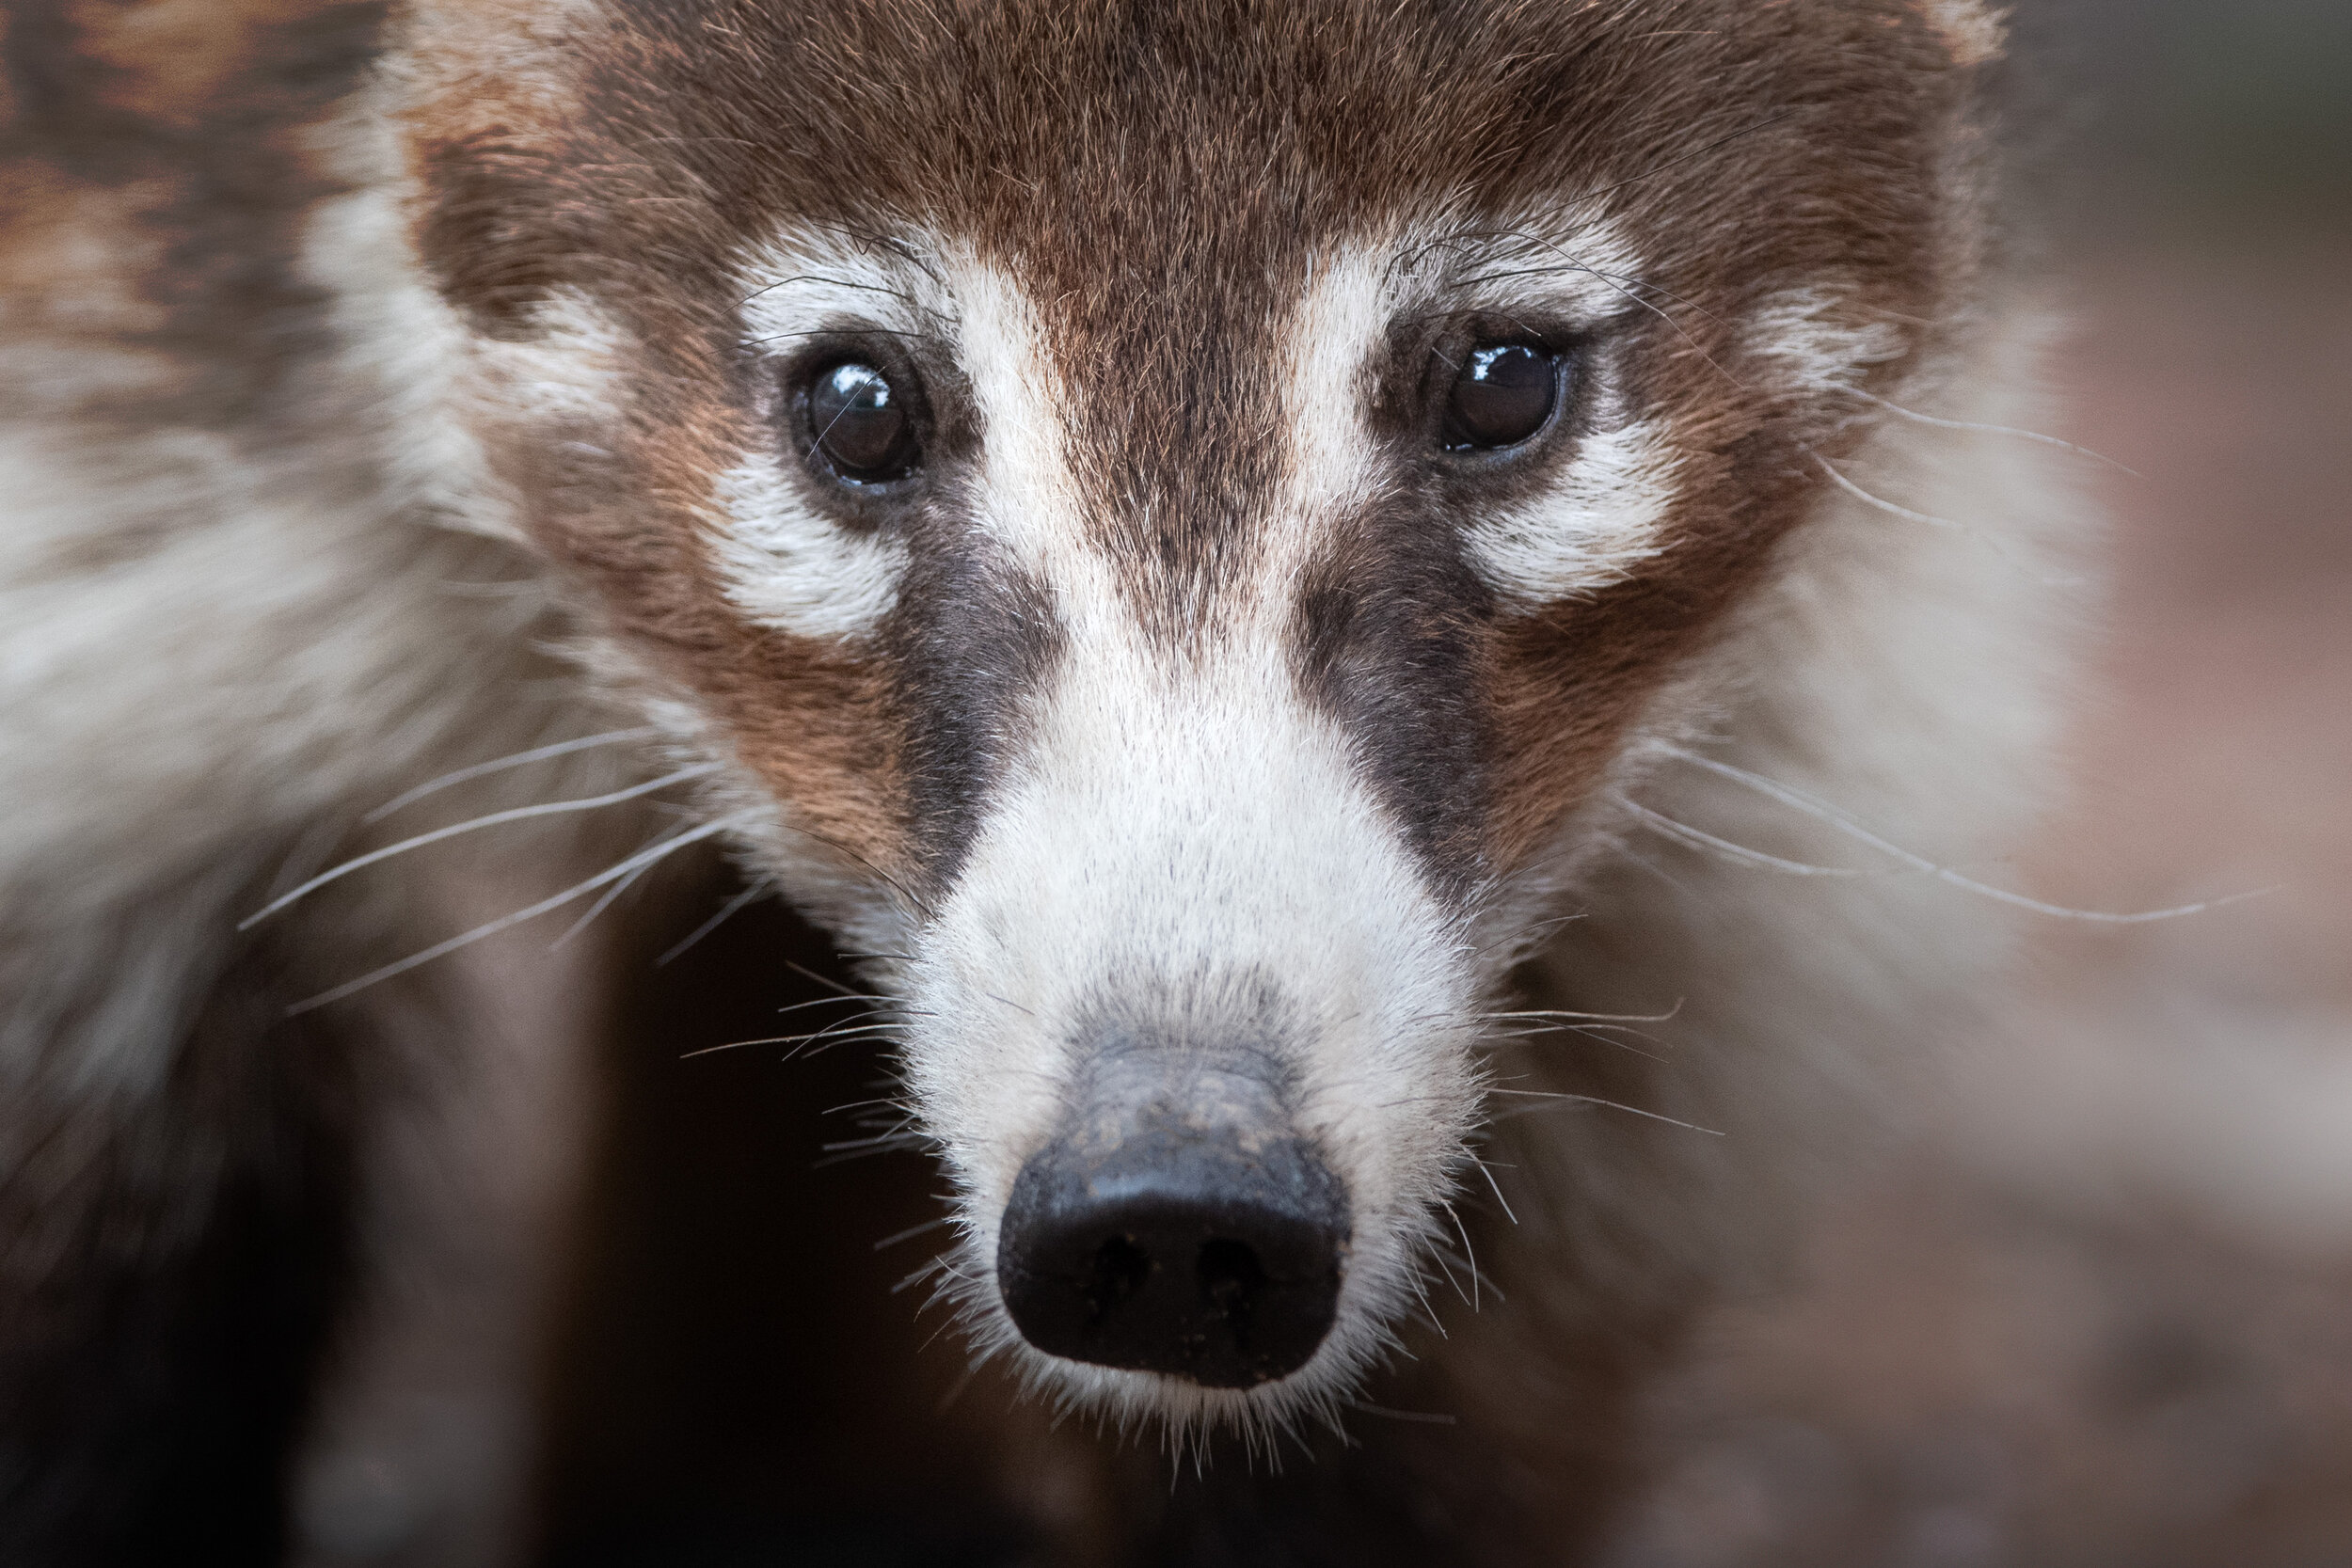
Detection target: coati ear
<box><xmin>395</xmin><ymin>0</ymin><xmax>603</xmax><ymax>340</ymax></box>
<box><xmin>411</xmin><ymin>129</ymin><xmax>580</xmax><ymax>339</ymax></box>
<box><xmin>1914</xmin><ymin>0</ymin><xmax>2007</xmax><ymax>68</ymax></box>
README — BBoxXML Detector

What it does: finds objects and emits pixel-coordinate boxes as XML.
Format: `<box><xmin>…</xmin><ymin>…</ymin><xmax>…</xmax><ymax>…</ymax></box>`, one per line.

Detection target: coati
<box><xmin>0</xmin><ymin>1</ymin><xmax>2085</xmax><ymax>1562</ymax></box>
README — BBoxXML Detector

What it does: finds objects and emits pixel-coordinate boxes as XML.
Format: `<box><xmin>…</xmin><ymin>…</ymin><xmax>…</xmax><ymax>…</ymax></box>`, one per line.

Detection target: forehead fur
<box><xmin>395</xmin><ymin>0</ymin><xmax>2000</xmax><ymax>888</ymax></box>
<box><xmin>404</xmin><ymin>0</ymin><xmax>1994</xmax><ymax>616</ymax></box>
<box><xmin>404</xmin><ymin>0</ymin><xmax>1989</xmax><ymax>345</ymax></box>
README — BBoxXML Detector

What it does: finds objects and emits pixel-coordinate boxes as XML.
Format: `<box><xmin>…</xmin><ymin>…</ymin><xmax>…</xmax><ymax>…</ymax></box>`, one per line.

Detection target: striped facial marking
<box><xmin>404</xmin><ymin>0</ymin><xmax>1998</xmax><ymax>1433</ymax></box>
<box><xmin>689</xmin><ymin>213</ymin><xmax>1708</xmax><ymax>1428</ymax></box>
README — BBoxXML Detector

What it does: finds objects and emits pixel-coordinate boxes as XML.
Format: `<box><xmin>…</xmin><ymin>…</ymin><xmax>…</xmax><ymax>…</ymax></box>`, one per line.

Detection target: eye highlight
<box><xmin>1439</xmin><ymin>342</ymin><xmax>1560</xmax><ymax>452</ymax></box>
<box><xmin>806</xmin><ymin>359</ymin><xmax>919</xmax><ymax>482</ymax></box>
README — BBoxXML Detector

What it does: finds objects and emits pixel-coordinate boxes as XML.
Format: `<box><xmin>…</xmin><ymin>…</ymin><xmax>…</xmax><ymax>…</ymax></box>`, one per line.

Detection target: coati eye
<box><xmin>806</xmin><ymin>359</ymin><xmax>918</xmax><ymax>482</ymax></box>
<box><xmin>1439</xmin><ymin>342</ymin><xmax>1560</xmax><ymax>451</ymax></box>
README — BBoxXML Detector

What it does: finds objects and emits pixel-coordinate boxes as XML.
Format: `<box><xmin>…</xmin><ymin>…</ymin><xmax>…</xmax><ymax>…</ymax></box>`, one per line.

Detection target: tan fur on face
<box><xmin>395</xmin><ymin>0</ymin><xmax>1994</xmax><ymax>886</ymax></box>
<box><xmin>372</xmin><ymin>7</ymin><xmax>2024</xmax><ymax>1460</ymax></box>
<box><xmin>0</xmin><ymin>0</ymin><xmax>2079</xmax><ymax>1556</ymax></box>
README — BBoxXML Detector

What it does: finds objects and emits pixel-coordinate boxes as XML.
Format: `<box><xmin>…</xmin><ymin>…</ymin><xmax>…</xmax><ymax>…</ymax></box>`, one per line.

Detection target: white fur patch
<box><xmin>1468</xmin><ymin>417</ymin><xmax>1678</xmax><ymax>600</ymax></box>
<box><xmin>707</xmin><ymin>455</ymin><xmax>908</xmax><ymax>640</ymax></box>
<box><xmin>902</xmin><ymin>630</ymin><xmax>1484</xmax><ymax>1437</ymax></box>
<box><xmin>1744</xmin><ymin>284</ymin><xmax>1910</xmax><ymax>395</ymax></box>
<box><xmin>940</xmin><ymin>250</ymin><xmax>1111</xmax><ymax>603</ymax></box>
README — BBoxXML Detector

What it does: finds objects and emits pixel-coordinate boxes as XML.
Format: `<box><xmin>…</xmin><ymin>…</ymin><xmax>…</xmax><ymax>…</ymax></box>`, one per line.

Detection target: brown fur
<box><xmin>1</xmin><ymin>2</ymin><xmax>2034</xmax><ymax>1562</ymax></box>
<box><xmin>401</xmin><ymin>0</ymin><xmax>1995</xmax><ymax>885</ymax></box>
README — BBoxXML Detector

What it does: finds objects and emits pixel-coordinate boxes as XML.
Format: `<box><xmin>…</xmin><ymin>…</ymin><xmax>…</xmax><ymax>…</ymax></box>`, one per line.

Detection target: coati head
<box><xmin>390</xmin><ymin>0</ymin><xmax>2001</xmax><ymax>1437</ymax></box>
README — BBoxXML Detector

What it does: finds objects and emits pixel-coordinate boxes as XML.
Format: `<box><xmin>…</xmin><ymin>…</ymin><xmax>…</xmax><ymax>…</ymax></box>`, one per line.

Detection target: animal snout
<box><xmin>996</xmin><ymin>1111</ymin><xmax>1349</xmax><ymax>1389</ymax></box>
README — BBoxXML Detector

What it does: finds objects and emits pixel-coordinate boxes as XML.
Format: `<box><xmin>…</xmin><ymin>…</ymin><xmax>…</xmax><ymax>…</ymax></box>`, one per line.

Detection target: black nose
<box><xmin>996</xmin><ymin>1119</ymin><xmax>1349</xmax><ymax>1388</ymax></box>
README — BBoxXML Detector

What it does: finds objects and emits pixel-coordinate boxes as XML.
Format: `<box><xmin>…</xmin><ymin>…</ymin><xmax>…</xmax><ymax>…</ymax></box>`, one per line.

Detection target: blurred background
<box><xmin>1605</xmin><ymin>2</ymin><xmax>2352</xmax><ymax>1563</ymax></box>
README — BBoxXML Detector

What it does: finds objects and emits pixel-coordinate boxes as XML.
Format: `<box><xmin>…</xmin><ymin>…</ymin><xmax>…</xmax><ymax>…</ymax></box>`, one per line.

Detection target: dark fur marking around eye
<box><xmin>883</xmin><ymin>540</ymin><xmax>1065</xmax><ymax>894</ymax></box>
<box><xmin>1292</xmin><ymin>496</ymin><xmax>1497</xmax><ymax>905</ymax></box>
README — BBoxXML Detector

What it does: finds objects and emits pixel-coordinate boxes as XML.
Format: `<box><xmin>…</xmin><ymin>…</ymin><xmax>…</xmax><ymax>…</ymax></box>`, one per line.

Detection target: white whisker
<box><xmin>657</xmin><ymin>878</ymin><xmax>773</xmax><ymax>965</ymax></box>
<box><xmin>1831</xmin><ymin>384</ymin><xmax>2139</xmax><ymax>476</ymax></box>
<box><xmin>361</xmin><ymin>727</ymin><xmax>662</xmax><ymax>823</ymax></box>
<box><xmin>1470</xmin><ymin>1158</ymin><xmax>1518</xmax><ymax>1227</ymax></box>
<box><xmin>549</xmin><ymin>842</ymin><xmax>663</xmax><ymax>950</ymax></box>
<box><xmin>1657</xmin><ymin>744</ymin><xmax>2271</xmax><ymax>923</ymax></box>
<box><xmin>1615</xmin><ymin>792</ymin><xmax>1860</xmax><ymax>877</ymax></box>
<box><xmin>872</xmin><ymin>1216</ymin><xmax>954</xmax><ymax>1253</ymax></box>
<box><xmin>1809</xmin><ymin>452</ymin><xmax>2087</xmax><ymax>588</ymax></box>
<box><xmin>1474</xmin><ymin>1003</ymin><xmax>1683</xmax><ymax>1024</ymax></box>
<box><xmin>285</xmin><ymin>815</ymin><xmax>745</xmax><ymax>1014</ymax></box>
<box><xmin>1486</xmin><ymin>1087</ymin><xmax>1724</xmax><ymax>1136</ymax></box>
<box><xmin>1811</xmin><ymin>451</ymin><xmax>1963</xmax><ymax>529</ymax></box>
<box><xmin>241</xmin><ymin>764</ymin><xmax>716</xmax><ymax>928</ymax></box>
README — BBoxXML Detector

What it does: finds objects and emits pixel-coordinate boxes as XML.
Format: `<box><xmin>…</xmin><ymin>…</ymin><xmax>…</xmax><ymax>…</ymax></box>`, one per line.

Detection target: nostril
<box><xmin>1086</xmin><ymin>1234</ymin><xmax>1152</xmax><ymax>1323</ymax></box>
<box><xmin>997</xmin><ymin>1128</ymin><xmax>1349</xmax><ymax>1388</ymax></box>
<box><xmin>1196</xmin><ymin>1236</ymin><xmax>1265</xmax><ymax>1328</ymax></box>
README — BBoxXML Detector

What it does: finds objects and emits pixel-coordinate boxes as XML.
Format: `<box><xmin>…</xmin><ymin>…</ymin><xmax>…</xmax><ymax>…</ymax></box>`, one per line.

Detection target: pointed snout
<box><xmin>994</xmin><ymin>1049</ymin><xmax>1349</xmax><ymax>1388</ymax></box>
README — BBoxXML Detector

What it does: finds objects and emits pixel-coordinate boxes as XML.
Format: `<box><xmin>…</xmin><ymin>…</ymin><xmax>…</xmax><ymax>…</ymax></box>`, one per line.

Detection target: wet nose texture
<box><xmin>996</xmin><ymin>1121</ymin><xmax>1349</xmax><ymax>1388</ymax></box>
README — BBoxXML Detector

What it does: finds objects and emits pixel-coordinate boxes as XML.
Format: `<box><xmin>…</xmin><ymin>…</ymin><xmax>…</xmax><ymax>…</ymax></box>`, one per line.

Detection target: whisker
<box><xmin>776</xmin><ymin>993</ymin><xmax>898</xmax><ymax>1014</ymax></box>
<box><xmin>1490</xmin><ymin>238</ymin><xmax>1740</xmax><ymax>387</ymax></box>
<box><xmin>1465</xmin><ymin>911</ymin><xmax>1586</xmax><ymax>959</ymax></box>
<box><xmin>892</xmin><ymin>1254</ymin><xmax>951</xmax><ymax>1295</ymax></box>
<box><xmin>1655</xmin><ymin>743</ymin><xmax>2275</xmax><ymax>924</ymax></box>
<box><xmin>1829</xmin><ymin>384</ymin><xmax>2140</xmax><ymax>476</ymax></box>
<box><xmin>1346</xmin><ymin>1400</ymin><xmax>1458</xmax><ymax>1427</ymax></box>
<box><xmin>679</xmin><ymin>1017</ymin><xmax>898</xmax><ymax>1060</ymax></box>
<box><xmin>1424</xmin><ymin>1242</ymin><xmax>1470</xmax><ymax>1310</ymax></box>
<box><xmin>799</xmin><ymin>221</ymin><xmax>948</xmax><ymax>286</ymax></box>
<box><xmin>1811</xmin><ymin>451</ymin><xmax>1963</xmax><ymax>529</ymax></box>
<box><xmin>785</xmin><ymin>958</ymin><xmax>869</xmax><ymax>999</ymax></box>
<box><xmin>935</xmin><ymin>1364</ymin><xmax>981</xmax><ymax>1415</ymax></box>
<box><xmin>743</xmin><ymin>326</ymin><xmax>943</xmax><ymax>348</ymax></box>
<box><xmin>548</xmin><ymin>843</ymin><xmax>660</xmax><ymax>949</ymax></box>
<box><xmin>787</xmin><ymin>1018</ymin><xmax>922</xmax><ymax>1061</ymax></box>
<box><xmin>1481</xmin><ymin>1022</ymin><xmax>1664</xmax><ymax>1059</ymax></box>
<box><xmin>1808</xmin><ymin>453</ymin><xmax>2087</xmax><ymax>588</ymax></box>
<box><xmin>1403</xmin><ymin>1270</ymin><xmax>1446</xmax><ymax>1338</ymax></box>
<box><xmin>1446</xmin><ymin>264</ymin><xmax>1728</xmax><ymax>331</ymax></box>
<box><xmin>1486</xmin><ymin>1087</ymin><xmax>1724</xmax><ymax>1136</ymax></box>
<box><xmin>361</xmin><ymin>728</ymin><xmax>660</xmax><ymax>824</ymax></box>
<box><xmin>1470</xmin><ymin>1159</ymin><xmax>1518</xmax><ymax>1227</ymax></box>
<box><xmin>1442</xmin><ymin>1203</ymin><xmax>1481</xmax><ymax>1312</ymax></box>
<box><xmin>240</xmin><ymin>764</ymin><xmax>716</xmax><ymax>928</ymax></box>
<box><xmin>1474</xmin><ymin>1003</ymin><xmax>1684</xmax><ymax>1024</ymax></box>
<box><xmin>826</xmin><ymin>1097</ymin><xmax>916</xmax><ymax>1123</ymax></box>
<box><xmin>285</xmin><ymin>815</ymin><xmax>744</xmax><ymax>1014</ymax></box>
<box><xmin>873</xmin><ymin>1216</ymin><xmax>954</xmax><ymax>1253</ymax></box>
<box><xmin>764</xmin><ymin>820</ymin><xmax>935</xmax><ymax>924</ymax></box>
<box><xmin>1617</xmin><ymin>793</ymin><xmax>1860</xmax><ymax>877</ymax></box>
<box><xmin>737</xmin><ymin>272</ymin><xmax>923</xmax><ymax>309</ymax></box>
<box><xmin>657</xmin><ymin>878</ymin><xmax>772</xmax><ymax>965</ymax></box>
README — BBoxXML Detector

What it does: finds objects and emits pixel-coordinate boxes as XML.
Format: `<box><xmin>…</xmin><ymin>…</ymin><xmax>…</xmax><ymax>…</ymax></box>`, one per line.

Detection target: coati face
<box><xmin>399</xmin><ymin>0</ymin><xmax>1995</xmax><ymax>1434</ymax></box>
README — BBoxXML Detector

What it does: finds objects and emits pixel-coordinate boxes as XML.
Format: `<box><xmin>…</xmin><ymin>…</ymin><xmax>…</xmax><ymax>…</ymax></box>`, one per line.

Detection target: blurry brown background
<box><xmin>1605</xmin><ymin>2</ymin><xmax>2352</xmax><ymax>1562</ymax></box>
